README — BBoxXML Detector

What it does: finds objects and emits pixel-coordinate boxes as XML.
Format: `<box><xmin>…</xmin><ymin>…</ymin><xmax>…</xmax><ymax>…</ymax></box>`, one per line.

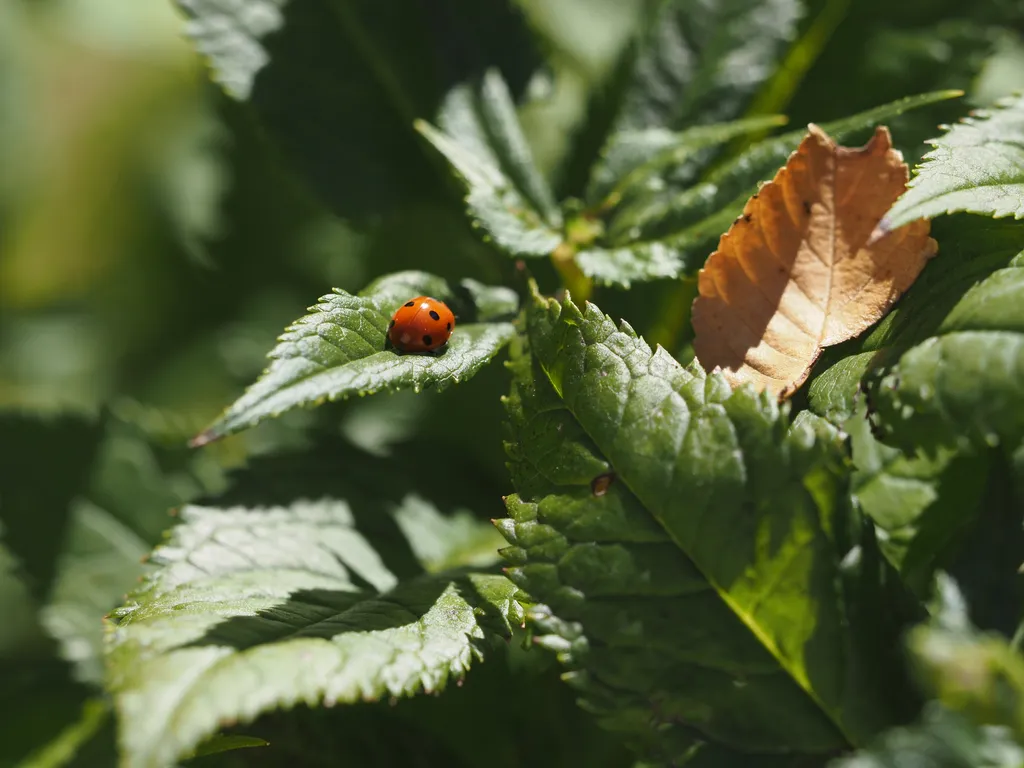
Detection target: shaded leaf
<box><xmin>882</xmin><ymin>93</ymin><xmax>1024</xmax><ymax>230</ymax></box>
<box><xmin>416</xmin><ymin>71</ymin><xmax>563</xmax><ymax>258</ymax></box>
<box><xmin>828</xmin><ymin>703</ymin><xmax>1023</xmax><ymax>768</ymax></box>
<box><xmin>512</xmin><ymin>287</ymin><xmax>918</xmax><ymax>752</ymax></box>
<box><xmin>586</xmin><ymin>117</ymin><xmax>788</xmax><ymax>208</ymax></box>
<box><xmin>573</xmin><ymin>91</ymin><xmax>960</xmax><ymax>287</ymax></box>
<box><xmin>807</xmin><ymin>214</ymin><xmax>1024</xmax><ymax>423</ymax></box>
<box><xmin>106</xmin><ymin>499</ymin><xmax>522</xmax><ymax>768</ymax></box>
<box><xmin>192</xmin><ymin>272</ymin><xmax>518</xmax><ymax>446</ymax></box>
<box><xmin>0</xmin><ymin>411</ymin><xmax>102</xmax><ymax>599</ymax></box>
<box><xmin>616</xmin><ymin>0</ymin><xmax>802</xmax><ymax>131</ymax></box>
<box><xmin>872</xmin><ymin>258</ymin><xmax>1024</xmax><ymax>463</ymax></box>
<box><xmin>176</xmin><ymin>0</ymin><xmax>540</xmax><ymax>220</ymax></box>
<box><xmin>189</xmin><ymin>733</ymin><xmax>268</xmax><ymax>759</ymax></box>
<box><xmin>692</xmin><ymin>124</ymin><xmax>936</xmax><ymax>399</ymax></box>
<box><xmin>909</xmin><ymin>574</ymin><xmax>1024</xmax><ymax>739</ymax></box>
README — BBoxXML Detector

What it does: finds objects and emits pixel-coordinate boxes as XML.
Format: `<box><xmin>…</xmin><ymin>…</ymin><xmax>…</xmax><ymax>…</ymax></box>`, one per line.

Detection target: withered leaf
<box><xmin>692</xmin><ymin>124</ymin><xmax>937</xmax><ymax>399</ymax></box>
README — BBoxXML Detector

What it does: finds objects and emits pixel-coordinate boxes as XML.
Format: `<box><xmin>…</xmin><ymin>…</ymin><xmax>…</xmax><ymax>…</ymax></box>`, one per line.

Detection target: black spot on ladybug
<box><xmin>404</xmin><ymin>301</ymin><xmax>415</xmax><ymax>307</ymax></box>
<box><xmin>423</xmin><ymin>335</ymin><xmax>433</xmax><ymax>346</ymax></box>
<box><xmin>591</xmin><ymin>473</ymin><xmax>615</xmax><ymax>497</ymax></box>
<box><xmin>803</xmin><ymin>201</ymin><xmax>811</xmax><ymax>215</ymax></box>
<box><xmin>447</xmin><ymin>322</ymin><xmax>452</xmax><ymax>331</ymax></box>
<box><xmin>429</xmin><ymin>310</ymin><xmax>440</xmax><ymax>321</ymax></box>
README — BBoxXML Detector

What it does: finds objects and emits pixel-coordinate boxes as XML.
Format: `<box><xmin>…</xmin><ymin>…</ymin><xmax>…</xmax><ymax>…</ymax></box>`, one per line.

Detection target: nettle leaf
<box><xmin>617</xmin><ymin>0</ymin><xmax>802</xmax><ymax>133</ymax></box>
<box><xmin>192</xmin><ymin>271</ymin><xmax>518</xmax><ymax>446</ymax></box>
<box><xmin>495</xmin><ymin>288</ymin><xmax>919</xmax><ymax>760</ymax></box>
<box><xmin>571</xmin><ymin>91</ymin><xmax>961</xmax><ymax>287</ymax></box>
<box><xmin>416</xmin><ymin>70</ymin><xmax>563</xmax><ymax>258</ymax></box>
<box><xmin>585</xmin><ymin>115</ymin><xmax>788</xmax><ymax>209</ymax></box>
<box><xmin>106</xmin><ymin>495</ymin><xmax>521</xmax><ymax>768</ymax></box>
<box><xmin>176</xmin><ymin>0</ymin><xmax>539</xmax><ymax>220</ymax></box>
<box><xmin>497</xmin><ymin>336</ymin><xmax>845</xmax><ymax>763</ymax></box>
<box><xmin>883</xmin><ymin>93</ymin><xmax>1024</xmax><ymax>230</ymax></box>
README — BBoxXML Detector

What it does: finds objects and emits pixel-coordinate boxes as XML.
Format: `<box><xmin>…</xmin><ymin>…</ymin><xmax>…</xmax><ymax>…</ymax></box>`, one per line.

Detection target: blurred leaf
<box><xmin>189</xmin><ymin>733</ymin><xmax>268</xmax><ymax>759</ymax></box>
<box><xmin>15</xmin><ymin>698</ymin><xmax>111</xmax><ymax>768</ymax></box>
<box><xmin>615</xmin><ymin>0</ymin><xmax>802</xmax><ymax>131</ymax></box>
<box><xmin>573</xmin><ymin>91</ymin><xmax>961</xmax><ymax>287</ymax></box>
<box><xmin>828</xmin><ymin>703</ymin><xmax>1023</xmax><ymax>768</ymax></box>
<box><xmin>193</xmin><ymin>272</ymin><xmax>518</xmax><ymax>445</ymax></box>
<box><xmin>585</xmin><ymin>114</ymin><xmax>787</xmax><ymax>207</ymax></box>
<box><xmin>176</xmin><ymin>0</ymin><xmax>540</xmax><ymax>220</ymax></box>
<box><xmin>417</xmin><ymin>71</ymin><xmax>563</xmax><ymax>258</ymax></box>
<box><xmin>0</xmin><ymin>411</ymin><xmax>102</xmax><ymax>599</ymax></box>
<box><xmin>883</xmin><ymin>93</ymin><xmax>1024</xmax><ymax>230</ymax></box>
<box><xmin>909</xmin><ymin>574</ymin><xmax>1024</xmax><ymax>738</ymax></box>
<box><xmin>106</xmin><ymin>498</ymin><xmax>523</xmax><ymax>768</ymax></box>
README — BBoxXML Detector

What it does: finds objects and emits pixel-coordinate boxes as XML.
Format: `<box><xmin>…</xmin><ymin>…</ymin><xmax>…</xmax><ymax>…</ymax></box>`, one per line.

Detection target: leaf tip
<box><xmin>188</xmin><ymin>428</ymin><xmax>219</xmax><ymax>449</ymax></box>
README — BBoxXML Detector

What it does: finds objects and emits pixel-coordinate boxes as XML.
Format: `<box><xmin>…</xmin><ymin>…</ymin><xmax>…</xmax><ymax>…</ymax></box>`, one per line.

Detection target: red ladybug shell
<box><xmin>388</xmin><ymin>296</ymin><xmax>455</xmax><ymax>353</ymax></box>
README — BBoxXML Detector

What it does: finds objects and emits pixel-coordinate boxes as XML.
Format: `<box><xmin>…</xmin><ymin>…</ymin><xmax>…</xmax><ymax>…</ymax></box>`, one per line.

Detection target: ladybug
<box><xmin>387</xmin><ymin>296</ymin><xmax>455</xmax><ymax>354</ymax></box>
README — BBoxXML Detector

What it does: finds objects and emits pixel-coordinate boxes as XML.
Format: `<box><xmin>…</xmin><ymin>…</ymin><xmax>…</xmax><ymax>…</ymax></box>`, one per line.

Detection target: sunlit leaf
<box><xmin>192</xmin><ymin>272</ymin><xmax>518</xmax><ymax>445</ymax></box>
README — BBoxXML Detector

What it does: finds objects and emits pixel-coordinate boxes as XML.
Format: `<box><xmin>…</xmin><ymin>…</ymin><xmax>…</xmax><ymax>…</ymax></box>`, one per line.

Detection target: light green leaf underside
<box><xmin>416</xmin><ymin>71</ymin><xmax>562</xmax><ymax>258</ymax></box>
<box><xmin>194</xmin><ymin>272</ymin><xmax>518</xmax><ymax>445</ymax></box>
<box><xmin>496</xmin><ymin>335</ymin><xmax>843</xmax><ymax>764</ymax></box>
<box><xmin>522</xmin><ymin>288</ymin><xmax>912</xmax><ymax>748</ymax></box>
<box><xmin>106</xmin><ymin>501</ymin><xmax>521</xmax><ymax>768</ymax></box>
<box><xmin>884</xmin><ymin>93</ymin><xmax>1024</xmax><ymax>230</ymax></box>
<box><xmin>578</xmin><ymin>91</ymin><xmax>962</xmax><ymax>287</ymax></box>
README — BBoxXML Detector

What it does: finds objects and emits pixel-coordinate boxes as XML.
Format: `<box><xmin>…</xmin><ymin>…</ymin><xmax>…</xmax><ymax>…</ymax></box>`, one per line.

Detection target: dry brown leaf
<box><xmin>691</xmin><ymin>124</ymin><xmax>937</xmax><ymax>399</ymax></box>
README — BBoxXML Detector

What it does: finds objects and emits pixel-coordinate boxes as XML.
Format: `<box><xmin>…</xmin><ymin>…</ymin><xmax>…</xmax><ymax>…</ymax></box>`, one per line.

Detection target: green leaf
<box><xmin>497</xmin><ymin>335</ymin><xmax>849</xmax><ymax>763</ymax></box>
<box><xmin>574</xmin><ymin>91</ymin><xmax>962</xmax><ymax>287</ymax></box>
<box><xmin>192</xmin><ymin>272</ymin><xmax>518</xmax><ymax>445</ymax></box>
<box><xmin>807</xmin><ymin>215</ymin><xmax>1024</xmax><ymax>423</ymax></box>
<box><xmin>828</xmin><ymin>703</ymin><xmax>1023</xmax><ymax>768</ymax></box>
<box><xmin>909</xmin><ymin>574</ymin><xmax>1024</xmax><ymax>740</ymax></box>
<box><xmin>805</xmin><ymin>217</ymin><xmax>1024</xmax><ymax>599</ymax></box>
<box><xmin>106</xmin><ymin>497</ymin><xmax>522</xmax><ymax>768</ymax></box>
<box><xmin>585</xmin><ymin>115</ymin><xmax>788</xmax><ymax>210</ymax></box>
<box><xmin>616</xmin><ymin>0</ymin><xmax>802</xmax><ymax>131</ymax></box>
<box><xmin>176</xmin><ymin>0</ymin><xmax>540</xmax><ymax>220</ymax></box>
<box><xmin>189</xmin><ymin>733</ymin><xmax>268</xmax><ymax>760</ymax></box>
<box><xmin>416</xmin><ymin>71</ymin><xmax>563</xmax><ymax>258</ymax></box>
<box><xmin>871</xmin><ymin>255</ymin><xmax>1024</xmax><ymax>463</ymax></box>
<box><xmin>883</xmin><ymin>93</ymin><xmax>1024</xmax><ymax>230</ymax></box>
<box><xmin>0</xmin><ymin>411</ymin><xmax>102</xmax><ymax>599</ymax></box>
<box><xmin>497</xmin><ymin>288</ymin><xmax>920</xmax><ymax>758</ymax></box>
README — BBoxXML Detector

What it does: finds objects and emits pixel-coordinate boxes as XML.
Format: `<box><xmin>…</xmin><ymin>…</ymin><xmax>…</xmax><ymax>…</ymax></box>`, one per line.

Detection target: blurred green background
<box><xmin>1</xmin><ymin>0</ymin><xmax>1023</xmax><ymax>765</ymax></box>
